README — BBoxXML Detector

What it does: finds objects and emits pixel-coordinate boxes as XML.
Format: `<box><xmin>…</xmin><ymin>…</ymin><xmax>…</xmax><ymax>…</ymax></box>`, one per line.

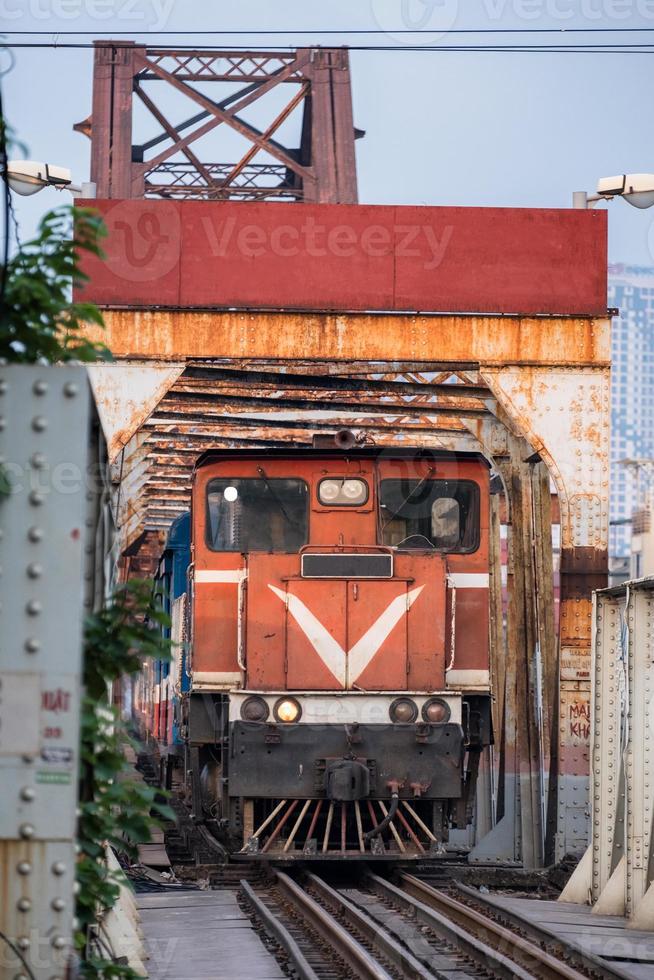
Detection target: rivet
<box><xmin>24</xmin><ymin>638</ymin><xmax>40</xmax><ymax>654</ymax></box>
<box><xmin>29</xmin><ymin>492</ymin><xmax>44</xmax><ymax>507</ymax></box>
<box><xmin>20</xmin><ymin>787</ymin><xmax>35</xmax><ymax>802</ymax></box>
<box><xmin>16</xmin><ymin>937</ymin><xmax>30</xmax><ymax>950</ymax></box>
<box><xmin>26</xmin><ymin>563</ymin><xmax>42</xmax><ymax>579</ymax></box>
<box><xmin>51</xmin><ymin>861</ymin><xmax>66</xmax><ymax>876</ymax></box>
<box><xmin>63</xmin><ymin>382</ymin><xmax>79</xmax><ymax>398</ymax></box>
<box><xmin>19</xmin><ymin>823</ymin><xmax>35</xmax><ymax>839</ymax></box>
<box><xmin>33</xmin><ymin>380</ymin><xmax>48</xmax><ymax>396</ymax></box>
<box><xmin>21</xmin><ymin>755</ymin><xmax>34</xmax><ymax>765</ymax></box>
<box><xmin>51</xmin><ymin>936</ymin><xmax>66</xmax><ymax>950</ymax></box>
<box><xmin>27</xmin><ymin>526</ymin><xmax>43</xmax><ymax>543</ymax></box>
<box><xmin>0</xmin><ymin>418</ymin><xmax>5</xmax><ymax>432</ymax></box>
<box><xmin>16</xmin><ymin>861</ymin><xmax>32</xmax><ymax>875</ymax></box>
<box><xmin>31</xmin><ymin>416</ymin><xmax>47</xmax><ymax>432</ymax></box>
<box><xmin>16</xmin><ymin>897</ymin><xmax>31</xmax><ymax>912</ymax></box>
<box><xmin>26</xmin><ymin>600</ymin><xmax>41</xmax><ymax>616</ymax></box>
<box><xmin>51</xmin><ymin>897</ymin><xmax>66</xmax><ymax>912</ymax></box>
<box><xmin>0</xmin><ymin>379</ymin><xmax>7</xmax><ymax>394</ymax></box>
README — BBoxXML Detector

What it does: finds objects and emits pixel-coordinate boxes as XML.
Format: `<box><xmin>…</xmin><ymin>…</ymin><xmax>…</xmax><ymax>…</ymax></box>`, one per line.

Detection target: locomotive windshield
<box><xmin>206</xmin><ymin>477</ymin><xmax>308</xmax><ymax>552</ymax></box>
<box><xmin>380</xmin><ymin>479</ymin><xmax>479</xmax><ymax>552</ymax></box>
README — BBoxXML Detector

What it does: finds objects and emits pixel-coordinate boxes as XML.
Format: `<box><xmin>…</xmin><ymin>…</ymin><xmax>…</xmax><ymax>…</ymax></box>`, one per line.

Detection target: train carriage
<box><xmin>150</xmin><ymin>442</ymin><xmax>493</xmax><ymax>858</ymax></box>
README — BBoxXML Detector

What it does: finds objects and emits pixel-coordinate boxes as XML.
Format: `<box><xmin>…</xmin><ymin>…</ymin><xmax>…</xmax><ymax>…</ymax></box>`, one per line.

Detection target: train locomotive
<box><xmin>139</xmin><ymin>441</ymin><xmax>493</xmax><ymax>858</ymax></box>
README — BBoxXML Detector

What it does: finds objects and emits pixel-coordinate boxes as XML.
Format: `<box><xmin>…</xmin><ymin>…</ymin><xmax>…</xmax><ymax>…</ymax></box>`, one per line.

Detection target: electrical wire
<box><xmin>4</xmin><ymin>26</ymin><xmax>654</xmax><ymax>35</ymax></box>
<box><xmin>3</xmin><ymin>40</ymin><xmax>654</xmax><ymax>53</ymax></box>
<box><xmin>0</xmin><ymin>929</ymin><xmax>37</xmax><ymax>980</ymax></box>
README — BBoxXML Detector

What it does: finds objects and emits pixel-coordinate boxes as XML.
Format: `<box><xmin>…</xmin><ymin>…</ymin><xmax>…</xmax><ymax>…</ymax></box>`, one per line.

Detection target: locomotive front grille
<box><xmin>301</xmin><ymin>552</ymin><xmax>393</xmax><ymax>579</ymax></box>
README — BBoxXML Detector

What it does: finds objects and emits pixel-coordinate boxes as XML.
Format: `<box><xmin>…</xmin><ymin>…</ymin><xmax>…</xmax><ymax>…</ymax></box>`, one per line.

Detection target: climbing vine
<box><xmin>77</xmin><ymin>580</ymin><xmax>172</xmax><ymax>978</ymax></box>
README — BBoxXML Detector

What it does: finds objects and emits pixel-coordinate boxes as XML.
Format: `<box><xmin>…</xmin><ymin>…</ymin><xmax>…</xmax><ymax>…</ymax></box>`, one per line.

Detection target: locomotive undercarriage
<box><xmin>173</xmin><ymin>691</ymin><xmax>491</xmax><ymax>859</ymax></box>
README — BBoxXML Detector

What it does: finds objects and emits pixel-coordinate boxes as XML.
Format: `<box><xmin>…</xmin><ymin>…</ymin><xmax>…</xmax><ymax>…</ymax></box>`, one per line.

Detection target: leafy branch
<box><xmin>1</xmin><ymin>204</ymin><xmax>110</xmax><ymax>363</ymax></box>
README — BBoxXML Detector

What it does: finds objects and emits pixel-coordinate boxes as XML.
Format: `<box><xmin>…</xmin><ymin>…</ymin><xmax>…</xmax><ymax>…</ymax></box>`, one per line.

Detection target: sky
<box><xmin>4</xmin><ymin>1</ymin><xmax>654</xmax><ymax>265</ymax></box>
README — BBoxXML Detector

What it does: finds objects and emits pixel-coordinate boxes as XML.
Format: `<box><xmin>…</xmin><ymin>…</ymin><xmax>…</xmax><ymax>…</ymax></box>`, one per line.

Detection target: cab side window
<box><xmin>380</xmin><ymin>479</ymin><xmax>479</xmax><ymax>552</ymax></box>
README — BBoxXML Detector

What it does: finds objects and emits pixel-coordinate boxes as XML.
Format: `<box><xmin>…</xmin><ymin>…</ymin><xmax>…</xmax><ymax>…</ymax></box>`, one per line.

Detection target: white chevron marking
<box><xmin>268</xmin><ymin>584</ymin><xmax>424</xmax><ymax>687</ymax></box>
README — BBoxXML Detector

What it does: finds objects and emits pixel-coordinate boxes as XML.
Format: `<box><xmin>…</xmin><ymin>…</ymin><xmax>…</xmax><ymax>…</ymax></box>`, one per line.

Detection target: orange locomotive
<box><xmin>174</xmin><ymin>443</ymin><xmax>492</xmax><ymax>858</ymax></box>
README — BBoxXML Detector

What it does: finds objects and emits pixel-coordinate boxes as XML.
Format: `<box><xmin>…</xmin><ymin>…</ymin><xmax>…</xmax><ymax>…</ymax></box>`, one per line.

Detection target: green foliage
<box><xmin>77</xmin><ymin>580</ymin><xmax>173</xmax><ymax>979</ymax></box>
<box><xmin>1</xmin><ymin>204</ymin><xmax>110</xmax><ymax>363</ymax></box>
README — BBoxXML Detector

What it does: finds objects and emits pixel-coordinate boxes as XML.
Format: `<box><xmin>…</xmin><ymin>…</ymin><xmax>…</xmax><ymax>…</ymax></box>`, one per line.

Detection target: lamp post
<box><xmin>3</xmin><ymin>160</ymin><xmax>96</xmax><ymax>198</ymax></box>
<box><xmin>573</xmin><ymin>174</ymin><xmax>654</xmax><ymax>210</ymax></box>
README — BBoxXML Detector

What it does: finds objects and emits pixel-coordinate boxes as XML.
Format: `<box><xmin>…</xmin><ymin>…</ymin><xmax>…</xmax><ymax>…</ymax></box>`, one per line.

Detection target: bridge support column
<box><xmin>483</xmin><ymin>365</ymin><xmax>610</xmax><ymax>863</ymax></box>
<box><xmin>467</xmin><ymin>420</ymin><xmax>555</xmax><ymax>869</ymax></box>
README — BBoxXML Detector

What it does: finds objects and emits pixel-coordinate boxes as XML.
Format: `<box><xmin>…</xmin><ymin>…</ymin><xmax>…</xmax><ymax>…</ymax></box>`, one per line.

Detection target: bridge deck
<box><xmin>491</xmin><ymin>895</ymin><xmax>654</xmax><ymax>979</ymax></box>
<box><xmin>137</xmin><ymin>889</ymin><xmax>284</xmax><ymax>980</ymax></box>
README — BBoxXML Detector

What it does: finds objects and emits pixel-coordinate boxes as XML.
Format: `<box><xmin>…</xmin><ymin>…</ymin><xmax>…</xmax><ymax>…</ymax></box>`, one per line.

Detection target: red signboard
<box><xmin>78</xmin><ymin>200</ymin><xmax>607</xmax><ymax>316</ymax></box>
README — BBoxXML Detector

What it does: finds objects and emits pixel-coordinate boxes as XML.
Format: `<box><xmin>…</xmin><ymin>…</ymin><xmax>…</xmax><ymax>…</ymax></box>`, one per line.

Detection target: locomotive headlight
<box><xmin>274</xmin><ymin>697</ymin><xmax>302</xmax><ymax>723</ymax></box>
<box><xmin>319</xmin><ymin>480</ymin><xmax>341</xmax><ymax>502</ymax></box>
<box><xmin>389</xmin><ymin>697</ymin><xmax>418</xmax><ymax>723</ymax></box>
<box><xmin>422</xmin><ymin>697</ymin><xmax>451</xmax><ymax>724</ymax></box>
<box><xmin>241</xmin><ymin>695</ymin><xmax>269</xmax><ymax>722</ymax></box>
<box><xmin>341</xmin><ymin>480</ymin><xmax>366</xmax><ymax>502</ymax></box>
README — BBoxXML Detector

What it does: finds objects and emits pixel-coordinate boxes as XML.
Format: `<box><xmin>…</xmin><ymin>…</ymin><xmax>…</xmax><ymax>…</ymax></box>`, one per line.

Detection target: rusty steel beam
<box><xmin>144</xmin><ymin>413</ymin><xmax>473</xmax><ymax>433</ymax></box>
<box><xmin>147</xmin><ymin>435</ymin><xmax>310</xmax><ymax>450</ymax></box>
<box><xmin>95</xmin><ymin>311</ymin><xmax>610</xmax><ymax>366</ymax></box>
<box><xmin>155</xmin><ymin>393</ymin><xmax>491</xmax><ymax>418</ymax></box>
<box><xmin>178</xmin><ymin>365</ymin><xmax>491</xmax><ymax>398</ymax></box>
<box><xmin>187</xmin><ymin>359</ymin><xmax>482</xmax><ymax>376</ymax></box>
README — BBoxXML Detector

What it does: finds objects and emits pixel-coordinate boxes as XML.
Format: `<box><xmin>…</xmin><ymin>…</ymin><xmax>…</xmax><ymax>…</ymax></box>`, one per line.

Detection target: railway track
<box><xmin>240</xmin><ymin>868</ymin><xmax>626</xmax><ymax>980</ymax></box>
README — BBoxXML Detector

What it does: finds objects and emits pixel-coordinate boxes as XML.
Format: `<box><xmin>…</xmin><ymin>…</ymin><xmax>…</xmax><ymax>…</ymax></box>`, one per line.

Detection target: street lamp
<box><xmin>3</xmin><ymin>160</ymin><xmax>96</xmax><ymax>198</ymax></box>
<box><xmin>573</xmin><ymin>174</ymin><xmax>654</xmax><ymax>210</ymax></box>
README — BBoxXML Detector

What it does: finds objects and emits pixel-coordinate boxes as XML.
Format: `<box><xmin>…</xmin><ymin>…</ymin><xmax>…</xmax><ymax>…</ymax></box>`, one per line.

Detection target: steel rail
<box><xmin>399</xmin><ymin>873</ymin><xmax>608</xmax><ymax>980</ymax></box>
<box><xmin>367</xmin><ymin>872</ymin><xmax>535</xmax><ymax>980</ymax></box>
<box><xmin>274</xmin><ymin>871</ymin><xmax>393</xmax><ymax>979</ymax></box>
<box><xmin>305</xmin><ymin>871</ymin><xmax>438</xmax><ymax>979</ymax></box>
<box><xmin>454</xmin><ymin>882</ymin><xmax>636</xmax><ymax>980</ymax></box>
<box><xmin>239</xmin><ymin>879</ymin><xmax>321</xmax><ymax>980</ymax></box>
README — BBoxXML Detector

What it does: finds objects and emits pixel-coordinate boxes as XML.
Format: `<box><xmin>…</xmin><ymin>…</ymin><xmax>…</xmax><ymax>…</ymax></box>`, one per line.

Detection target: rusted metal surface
<box><xmin>90</xmin><ymin>310</ymin><xmax>610</xmax><ymax>363</ymax></box>
<box><xmin>79</xmin><ymin>43</ymin><xmax>358</xmax><ymax>203</ymax></box>
<box><xmin>483</xmin><ymin>365</ymin><xmax>609</xmax><ymax>861</ymax></box>
<box><xmin>77</xmin><ymin>200</ymin><xmax>607</xmax><ymax>315</ymax></box>
<box><xmin>85</xmin><ymin>357</ymin><xmax>492</xmax><ymax>535</ymax></box>
<box><xmin>88</xmin><ymin>363</ymin><xmax>184</xmax><ymax>460</ymax></box>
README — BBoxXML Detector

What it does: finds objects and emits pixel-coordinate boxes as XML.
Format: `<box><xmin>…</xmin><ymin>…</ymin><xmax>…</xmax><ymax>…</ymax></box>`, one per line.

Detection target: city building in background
<box><xmin>609</xmin><ymin>264</ymin><xmax>654</xmax><ymax>582</ymax></box>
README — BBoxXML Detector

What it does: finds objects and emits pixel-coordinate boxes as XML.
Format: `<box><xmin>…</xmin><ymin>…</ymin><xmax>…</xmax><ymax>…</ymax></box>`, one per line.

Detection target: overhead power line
<box><xmin>2</xmin><ymin>40</ymin><xmax>654</xmax><ymax>53</ymax></box>
<box><xmin>4</xmin><ymin>27</ymin><xmax>654</xmax><ymax>35</ymax></box>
